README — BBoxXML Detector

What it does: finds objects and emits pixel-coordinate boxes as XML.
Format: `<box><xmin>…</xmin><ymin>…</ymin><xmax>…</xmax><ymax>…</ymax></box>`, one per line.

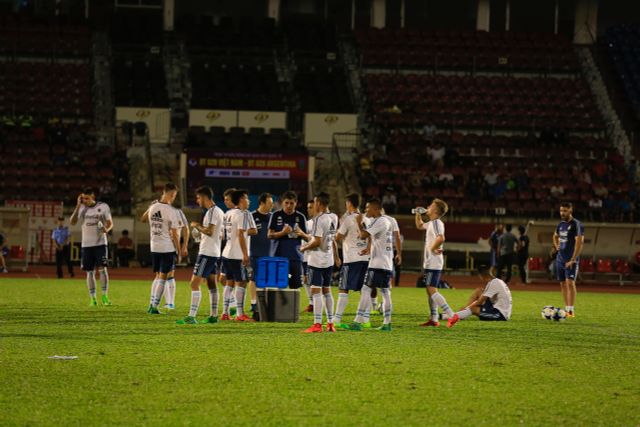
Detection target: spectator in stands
<box><xmin>438</xmin><ymin>170</ymin><xmax>455</xmax><ymax>187</ymax></box>
<box><xmin>51</xmin><ymin>216</ymin><xmax>74</xmax><ymax>279</ymax></box>
<box><xmin>382</xmin><ymin>189</ymin><xmax>397</xmax><ymax>214</ymax></box>
<box><xmin>580</xmin><ymin>168</ymin><xmax>592</xmax><ymax>185</ymax></box>
<box><xmin>517</xmin><ymin>225</ymin><xmax>530</xmax><ymax>284</ymax></box>
<box><xmin>588</xmin><ymin>193</ymin><xmax>603</xmax><ymax>221</ymax></box>
<box><xmin>117</xmin><ymin>230</ymin><xmax>135</xmax><ymax>267</ymax></box>
<box><xmin>0</xmin><ymin>231</ymin><xmax>8</xmax><ymax>273</ymax></box>
<box><xmin>550</xmin><ymin>183</ymin><xmax>565</xmax><ymax>199</ymax></box>
<box><xmin>427</xmin><ymin>143</ymin><xmax>445</xmax><ymax>167</ymax></box>
<box><xmin>496</xmin><ymin>224</ymin><xmax>518</xmax><ymax>284</ymax></box>
<box><xmin>484</xmin><ymin>168</ymin><xmax>498</xmax><ymax>189</ymax></box>
<box><xmin>422</xmin><ymin>122</ymin><xmax>436</xmax><ymax>143</ymax></box>
<box><xmin>593</xmin><ymin>182</ymin><xmax>608</xmax><ymax>199</ymax></box>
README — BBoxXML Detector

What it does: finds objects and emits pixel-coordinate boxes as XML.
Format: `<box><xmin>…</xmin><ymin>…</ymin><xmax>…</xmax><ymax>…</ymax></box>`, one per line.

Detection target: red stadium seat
<box><xmin>596</xmin><ymin>258</ymin><xmax>613</xmax><ymax>273</ymax></box>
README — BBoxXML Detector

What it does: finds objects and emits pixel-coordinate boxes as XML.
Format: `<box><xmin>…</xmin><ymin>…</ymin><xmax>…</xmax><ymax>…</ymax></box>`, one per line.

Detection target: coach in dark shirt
<box><xmin>496</xmin><ymin>224</ymin><xmax>517</xmax><ymax>284</ymax></box>
<box><xmin>517</xmin><ymin>225</ymin><xmax>530</xmax><ymax>284</ymax></box>
<box><xmin>268</xmin><ymin>191</ymin><xmax>307</xmax><ymax>289</ymax></box>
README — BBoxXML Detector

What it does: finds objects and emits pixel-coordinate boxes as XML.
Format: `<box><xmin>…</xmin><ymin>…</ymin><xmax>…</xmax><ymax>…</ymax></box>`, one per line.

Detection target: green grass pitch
<box><xmin>1</xmin><ymin>278</ymin><xmax>639</xmax><ymax>426</ymax></box>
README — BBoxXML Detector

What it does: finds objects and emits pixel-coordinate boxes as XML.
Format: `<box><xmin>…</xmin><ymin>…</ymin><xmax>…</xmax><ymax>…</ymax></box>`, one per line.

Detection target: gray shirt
<box><xmin>498</xmin><ymin>232</ymin><xmax>518</xmax><ymax>256</ymax></box>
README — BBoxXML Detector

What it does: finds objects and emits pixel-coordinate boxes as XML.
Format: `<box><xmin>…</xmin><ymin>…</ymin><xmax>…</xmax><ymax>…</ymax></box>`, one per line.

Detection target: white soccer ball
<box><xmin>541</xmin><ymin>305</ymin><xmax>555</xmax><ymax>320</ymax></box>
<box><xmin>553</xmin><ymin>308</ymin><xmax>567</xmax><ymax>322</ymax></box>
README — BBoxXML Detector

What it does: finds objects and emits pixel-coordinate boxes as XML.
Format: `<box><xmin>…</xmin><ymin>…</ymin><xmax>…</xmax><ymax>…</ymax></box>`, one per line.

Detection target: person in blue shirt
<box><xmin>552</xmin><ymin>202</ymin><xmax>584</xmax><ymax>318</ymax></box>
<box><xmin>51</xmin><ymin>216</ymin><xmax>75</xmax><ymax>279</ymax></box>
<box><xmin>268</xmin><ymin>191</ymin><xmax>307</xmax><ymax>289</ymax></box>
<box><xmin>249</xmin><ymin>192</ymin><xmax>274</xmax><ymax>313</ymax></box>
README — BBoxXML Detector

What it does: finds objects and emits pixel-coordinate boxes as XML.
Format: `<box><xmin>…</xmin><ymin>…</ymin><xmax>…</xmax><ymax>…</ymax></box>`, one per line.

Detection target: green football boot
<box><xmin>200</xmin><ymin>316</ymin><xmax>219</xmax><ymax>324</ymax></box>
<box><xmin>230</xmin><ymin>306</ymin><xmax>237</xmax><ymax>316</ymax></box>
<box><xmin>101</xmin><ymin>295</ymin><xmax>112</xmax><ymax>306</ymax></box>
<box><xmin>89</xmin><ymin>297</ymin><xmax>98</xmax><ymax>307</ymax></box>
<box><xmin>377</xmin><ymin>323</ymin><xmax>392</xmax><ymax>332</ymax></box>
<box><xmin>337</xmin><ymin>322</ymin><xmax>351</xmax><ymax>330</ymax></box>
<box><xmin>349</xmin><ymin>322</ymin><xmax>363</xmax><ymax>331</ymax></box>
<box><xmin>176</xmin><ymin>316</ymin><xmax>198</xmax><ymax>325</ymax></box>
<box><xmin>148</xmin><ymin>306</ymin><xmax>162</xmax><ymax>315</ymax></box>
<box><xmin>362</xmin><ymin>322</ymin><xmax>372</xmax><ymax>329</ymax></box>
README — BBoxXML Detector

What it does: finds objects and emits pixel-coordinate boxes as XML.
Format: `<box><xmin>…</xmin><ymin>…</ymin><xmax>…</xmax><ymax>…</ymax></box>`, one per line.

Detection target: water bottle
<box><xmin>191</xmin><ymin>227</ymin><xmax>201</xmax><ymax>243</ymax></box>
<box><xmin>97</xmin><ymin>220</ymin><xmax>104</xmax><ymax>236</ymax></box>
<box><xmin>245</xmin><ymin>265</ymin><xmax>254</xmax><ymax>281</ymax></box>
<box><xmin>411</xmin><ymin>207</ymin><xmax>427</xmax><ymax>215</ymax></box>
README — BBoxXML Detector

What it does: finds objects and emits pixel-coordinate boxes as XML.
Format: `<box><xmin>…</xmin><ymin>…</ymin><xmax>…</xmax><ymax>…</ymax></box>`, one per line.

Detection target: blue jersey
<box><xmin>555</xmin><ymin>218</ymin><xmax>584</xmax><ymax>263</ymax></box>
<box><xmin>51</xmin><ymin>226</ymin><xmax>71</xmax><ymax>245</ymax></box>
<box><xmin>251</xmin><ymin>210</ymin><xmax>272</xmax><ymax>258</ymax></box>
<box><xmin>268</xmin><ymin>209</ymin><xmax>307</xmax><ymax>261</ymax></box>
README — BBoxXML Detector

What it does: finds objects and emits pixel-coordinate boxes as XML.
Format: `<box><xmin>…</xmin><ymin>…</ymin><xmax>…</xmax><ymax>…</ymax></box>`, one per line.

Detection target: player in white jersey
<box><xmin>70</xmin><ymin>187</ymin><xmax>113</xmax><ymax>306</ymax></box>
<box><xmin>221</xmin><ymin>189</ymin><xmax>257</xmax><ymax>322</ymax></box>
<box><xmin>220</xmin><ymin>188</ymin><xmax>238</xmax><ymax>317</ymax></box>
<box><xmin>415</xmin><ymin>198</ymin><xmax>455</xmax><ymax>327</ymax></box>
<box><xmin>163</xmin><ymin>206</ymin><xmax>189</xmax><ymax>309</ymax></box>
<box><xmin>141</xmin><ymin>183</ymin><xmax>183</xmax><ymax>314</ymax></box>
<box><xmin>369</xmin><ymin>210</ymin><xmax>402</xmax><ymax>315</ymax></box>
<box><xmin>348</xmin><ymin>198</ymin><xmax>394</xmax><ymax>331</ymax></box>
<box><xmin>177</xmin><ymin>186</ymin><xmax>225</xmax><ymax>325</ymax></box>
<box><xmin>296</xmin><ymin>200</ymin><xmax>316</xmax><ymax>312</ymax></box>
<box><xmin>300</xmin><ymin>192</ymin><xmax>340</xmax><ymax>333</ymax></box>
<box><xmin>334</xmin><ymin>193</ymin><xmax>370</xmax><ymax>329</ymax></box>
<box><xmin>448</xmin><ymin>264</ymin><xmax>512</xmax><ymax>326</ymax></box>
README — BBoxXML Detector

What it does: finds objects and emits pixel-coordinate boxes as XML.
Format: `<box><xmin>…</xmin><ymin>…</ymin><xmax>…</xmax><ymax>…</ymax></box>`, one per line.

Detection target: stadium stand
<box><xmin>113</xmin><ymin>55</ymin><xmax>168</xmax><ymax>108</ymax></box>
<box><xmin>603</xmin><ymin>24</ymin><xmax>640</xmax><ymax>116</ymax></box>
<box><xmin>186</xmin><ymin>125</ymin><xmax>302</xmax><ymax>151</ymax></box>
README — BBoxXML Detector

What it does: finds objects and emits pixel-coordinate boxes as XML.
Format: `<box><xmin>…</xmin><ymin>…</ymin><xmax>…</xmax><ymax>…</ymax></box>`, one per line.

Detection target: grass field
<box><xmin>1</xmin><ymin>278</ymin><xmax>639</xmax><ymax>426</ymax></box>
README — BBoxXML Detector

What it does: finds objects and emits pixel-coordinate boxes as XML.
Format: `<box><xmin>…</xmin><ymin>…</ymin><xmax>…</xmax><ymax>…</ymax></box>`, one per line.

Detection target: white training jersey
<box><xmin>482</xmin><ymin>278</ymin><xmax>513</xmax><ymax>320</ymax></box>
<box><xmin>78</xmin><ymin>202</ymin><xmax>112</xmax><ymax>248</ymax></box>
<box><xmin>307</xmin><ymin>212</ymin><xmax>338</xmax><ymax>269</ymax></box>
<box><xmin>338</xmin><ymin>212</ymin><xmax>369</xmax><ymax>264</ymax></box>
<box><xmin>303</xmin><ymin>218</ymin><xmax>313</xmax><ymax>263</ymax></box>
<box><xmin>422</xmin><ymin>218</ymin><xmax>445</xmax><ymax>270</ymax></box>
<box><xmin>366</xmin><ymin>216</ymin><xmax>393</xmax><ymax>271</ymax></box>
<box><xmin>199</xmin><ymin>205</ymin><xmax>224</xmax><ymax>257</ymax></box>
<box><xmin>222</xmin><ymin>208</ymin><xmax>252</xmax><ymax>260</ymax></box>
<box><xmin>148</xmin><ymin>202</ymin><xmax>180</xmax><ymax>253</ymax></box>
<box><xmin>174</xmin><ymin>207</ymin><xmax>188</xmax><ymax>230</ymax></box>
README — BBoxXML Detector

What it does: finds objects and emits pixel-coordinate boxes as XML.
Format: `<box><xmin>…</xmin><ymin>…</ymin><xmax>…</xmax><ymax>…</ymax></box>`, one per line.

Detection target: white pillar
<box><xmin>371</xmin><ymin>0</ymin><xmax>386</xmax><ymax>29</ymax></box>
<box><xmin>476</xmin><ymin>0</ymin><xmax>490</xmax><ymax>31</ymax></box>
<box><xmin>574</xmin><ymin>0</ymin><xmax>598</xmax><ymax>44</ymax></box>
<box><xmin>163</xmin><ymin>0</ymin><xmax>174</xmax><ymax>31</ymax></box>
<box><xmin>268</xmin><ymin>0</ymin><xmax>281</xmax><ymax>21</ymax></box>
<box><xmin>505</xmin><ymin>0</ymin><xmax>510</xmax><ymax>31</ymax></box>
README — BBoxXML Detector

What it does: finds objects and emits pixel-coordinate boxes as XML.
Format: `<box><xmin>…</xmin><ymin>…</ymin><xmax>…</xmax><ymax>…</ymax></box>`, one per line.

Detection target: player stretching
<box><xmin>449</xmin><ymin>265</ymin><xmax>512</xmax><ymax>325</ymax></box>
<box><xmin>177</xmin><ymin>186</ymin><xmax>224</xmax><ymax>324</ymax></box>
<box><xmin>334</xmin><ymin>193</ymin><xmax>369</xmax><ymax>329</ymax></box>
<box><xmin>222</xmin><ymin>189</ymin><xmax>256</xmax><ymax>322</ymax></box>
<box><xmin>348</xmin><ymin>198</ymin><xmax>394</xmax><ymax>331</ymax></box>
<box><xmin>415</xmin><ymin>199</ymin><xmax>456</xmax><ymax>327</ymax></box>
<box><xmin>70</xmin><ymin>187</ymin><xmax>113</xmax><ymax>306</ymax></box>
<box><xmin>141</xmin><ymin>183</ymin><xmax>183</xmax><ymax>314</ymax></box>
<box><xmin>552</xmin><ymin>202</ymin><xmax>584</xmax><ymax>318</ymax></box>
<box><xmin>249</xmin><ymin>193</ymin><xmax>274</xmax><ymax>314</ymax></box>
<box><xmin>301</xmin><ymin>192</ymin><xmax>340</xmax><ymax>333</ymax></box>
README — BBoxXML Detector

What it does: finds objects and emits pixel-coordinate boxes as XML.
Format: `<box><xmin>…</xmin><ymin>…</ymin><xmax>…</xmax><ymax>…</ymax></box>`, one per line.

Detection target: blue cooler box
<box><xmin>255</xmin><ymin>257</ymin><xmax>289</xmax><ymax>289</ymax></box>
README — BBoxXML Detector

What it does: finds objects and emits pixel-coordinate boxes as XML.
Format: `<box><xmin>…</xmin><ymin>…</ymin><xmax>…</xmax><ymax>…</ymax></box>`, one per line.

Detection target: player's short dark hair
<box><xmin>560</xmin><ymin>201</ymin><xmax>573</xmax><ymax>209</ymax></box>
<box><xmin>83</xmin><ymin>187</ymin><xmax>96</xmax><ymax>196</ymax></box>
<box><xmin>281</xmin><ymin>190</ymin><xmax>297</xmax><ymax>201</ymax></box>
<box><xmin>518</xmin><ymin>225</ymin><xmax>526</xmax><ymax>234</ymax></box>
<box><xmin>223</xmin><ymin>188</ymin><xmax>236</xmax><ymax>197</ymax></box>
<box><xmin>346</xmin><ymin>193</ymin><xmax>360</xmax><ymax>209</ymax></box>
<box><xmin>258</xmin><ymin>192</ymin><xmax>272</xmax><ymax>205</ymax></box>
<box><xmin>164</xmin><ymin>182</ymin><xmax>178</xmax><ymax>193</ymax></box>
<box><xmin>195</xmin><ymin>186</ymin><xmax>214</xmax><ymax>200</ymax></box>
<box><xmin>476</xmin><ymin>264</ymin><xmax>491</xmax><ymax>276</ymax></box>
<box><xmin>231</xmin><ymin>189</ymin><xmax>248</xmax><ymax>206</ymax></box>
<box><xmin>505</xmin><ymin>224</ymin><xmax>512</xmax><ymax>232</ymax></box>
<box><xmin>314</xmin><ymin>192</ymin><xmax>330</xmax><ymax>207</ymax></box>
<box><xmin>367</xmin><ymin>198</ymin><xmax>382</xmax><ymax>208</ymax></box>
<box><xmin>122</xmin><ymin>229</ymin><xmax>129</xmax><ymax>235</ymax></box>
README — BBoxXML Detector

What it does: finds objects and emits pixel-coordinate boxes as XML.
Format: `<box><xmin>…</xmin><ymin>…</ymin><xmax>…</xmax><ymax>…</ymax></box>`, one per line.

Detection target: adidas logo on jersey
<box><xmin>151</xmin><ymin>211</ymin><xmax>163</xmax><ymax>221</ymax></box>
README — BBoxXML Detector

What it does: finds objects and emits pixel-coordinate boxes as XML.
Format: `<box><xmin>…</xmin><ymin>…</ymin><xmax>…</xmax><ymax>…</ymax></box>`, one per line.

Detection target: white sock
<box><xmin>428</xmin><ymin>293</ymin><xmax>438</xmax><ymax>322</ymax></box>
<box><xmin>380</xmin><ymin>288</ymin><xmax>392</xmax><ymax>324</ymax></box>
<box><xmin>166</xmin><ymin>278</ymin><xmax>176</xmax><ymax>305</ymax></box>
<box><xmin>208</xmin><ymin>287</ymin><xmax>218</xmax><ymax>317</ymax></box>
<box><xmin>312</xmin><ymin>291</ymin><xmax>323</xmax><ymax>324</ymax></box>
<box><xmin>86</xmin><ymin>271</ymin><xmax>96</xmax><ymax>298</ymax></box>
<box><xmin>431</xmin><ymin>291</ymin><xmax>454</xmax><ymax>317</ymax></box>
<box><xmin>304</xmin><ymin>284</ymin><xmax>313</xmax><ymax>304</ymax></box>
<box><xmin>371</xmin><ymin>296</ymin><xmax>378</xmax><ymax>310</ymax></box>
<box><xmin>324</xmin><ymin>292</ymin><xmax>334</xmax><ymax>324</ymax></box>
<box><xmin>152</xmin><ymin>279</ymin><xmax>166</xmax><ymax>308</ymax></box>
<box><xmin>566</xmin><ymin>305</ymin><xmax>574</xmax><ymax>312</ymax></box>
<box><xmin>335</xmin><ymin>293</ymin><xmax>349</xmax><ymax>323</ymax></box>
<box><xmin>355</xmin><ymin>285</ymin><xmax>372</xmax><ymax>323</ymax></box>
<box><xmin>250</xmin><ymin>298</ymin><xmax>256</xmax><ymax>305</ymax></box>
<box><xmin>223</xmin><ymin>285</ymin><xmax>232</xmax><ymax>314</ymax></box>
<box><xmin>230</xmin><ymin>292</ymin><xmax>237</xmax><ymax>308</ymax></box>
<box><xmin>149</xmin><ymin>279</ymin><xmax>159</xmax><ymax>306</ymax></box>
<box><xmin>189</xmin><ymin>290</ymin><xmax>201</xmax><ymax>317</ymax></box>
<box><xmin>99</xmin><ymin>269</ymin><xmax>109</xmax><ymax>295</ymax></box>
<box><xmin>458</xmin><ymin>308</ymin><xmax>472</xmax><ymax>320</ymax></box>
<box><xmin>235</xmin><ymin>286</ymin><xmax>246</xmax><ymax>317</ymax></box>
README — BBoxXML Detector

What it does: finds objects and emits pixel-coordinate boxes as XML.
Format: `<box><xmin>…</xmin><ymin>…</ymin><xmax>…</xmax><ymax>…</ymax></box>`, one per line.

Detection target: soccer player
<box><xmin>297</xmin><ymin>200</ymin><xmax>316</xmax><ymax>312</ymax></box>
<box><xmin>334</xmin><ymin>193</ymin><xmax>370</xmax><ymax>329</ymax></box>
<box><xmin>249</xmin><ymin>192</ymin><xmax>274</xmax><ymax>314</ymax></box>
<box><xmin>300</xmin><ymin>192</ymin><xmax>340</xmax><ymax>333</ymax></box>
<box><xmin>141</xmin><ymin>183</ymin><xmax>183</xmax><ymax>314</ymax></box>
<box><xmin>415</xmin><ymin>198</ymin><xmax>455</xmax><ymax>327</ymax></box>
<box><xmin>348</xmin><ymin>198</ymin><xmax>394</xmax><ymax>332</ymax></box>
<box><xmin>488</xmin><ymin>224</ymin><xmax>504</xmax><ymax>276</ymax></box>
<box><xmin>552</xmin><ymin>202</ymin><xmax>584</xmax><ymax>318</ymax></box>
<box><xmin>70</xmin><ymin>187</ymin><xmax>113</xmax><ymax>306</ymax></box>
<box><xmin>220</xmin><ymin>188</ymin><xmax>237</xmax><ymax>318</ymax></box>
<box><xmin>51</xmin><ymin>216</ymin><xmax>75</xmax><ymax>279</ymax></box>
<box><xmin>516</xmin><ymin>225</ymin><xmax>530</xmax><ymax>284</ymax></box>
<box><xmin>164</xmin><ymin>205</ymin><xmax>189</xmax><ymax>309</ymax></box>
<box><xmin>268</xmin><ymin>191</ymin><xmax>307</xmax><ymax>290</ymax></box>
<box><xmin>448</xmin><ymin>264</ymin><xmax>512</xmax><ymax>325</ymax></box>
<box><xmin>370</xmin><ymin>209</ymin><xmax>402</xmax><ymax>314</ymax></box>
<box><xmin>221</xmin><ymin>189</ymin><xmax>257</xmax><ymax>322</ymax></box>
<box><xmin>176</xmin><ymin>186</ymin><xmax>224</xmax><ymax>324</ymax></box>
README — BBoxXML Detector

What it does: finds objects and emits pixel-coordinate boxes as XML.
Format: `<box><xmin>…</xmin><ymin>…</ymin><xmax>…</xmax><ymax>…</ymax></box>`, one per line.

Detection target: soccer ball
<box><xmin>541</xmin><ymin>305</ymin><xmax>555</xmax><ymax>320</ymax></box>
<box><xmin>553</xmin><ymin>308</ymin><xmax>567</xmax><ymax>322</ymax></box>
